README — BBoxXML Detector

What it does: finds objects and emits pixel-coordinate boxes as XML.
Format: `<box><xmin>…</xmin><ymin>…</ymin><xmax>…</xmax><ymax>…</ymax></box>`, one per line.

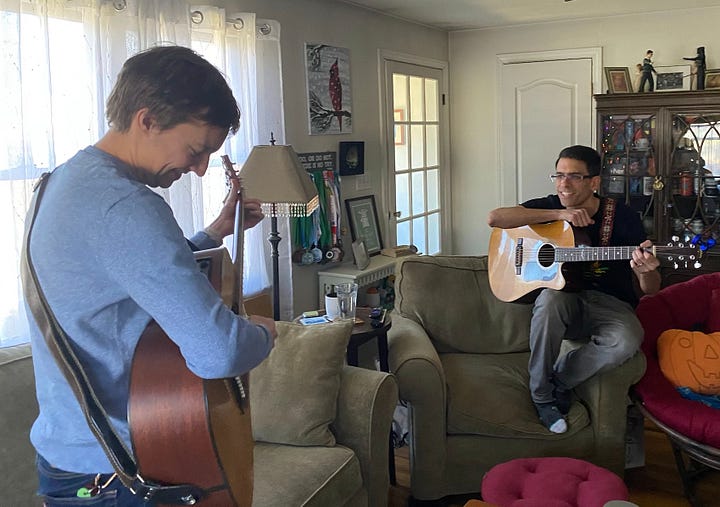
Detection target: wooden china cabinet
<box><xmin>594</xmin><ymin>90</ymin><xmax>720</xmax><ymax>284</ymax></box>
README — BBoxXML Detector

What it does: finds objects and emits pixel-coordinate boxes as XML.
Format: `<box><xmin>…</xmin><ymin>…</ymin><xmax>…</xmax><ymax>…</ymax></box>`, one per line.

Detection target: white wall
<box><xmin>219</xmin><ymin>0</ymin><xmax>448</xmax><ymax>315</ymax></box>
<box><xmin>450</xmin><ymin>6</ymin><xmax>720</xmax><ymax>256</ymax></box>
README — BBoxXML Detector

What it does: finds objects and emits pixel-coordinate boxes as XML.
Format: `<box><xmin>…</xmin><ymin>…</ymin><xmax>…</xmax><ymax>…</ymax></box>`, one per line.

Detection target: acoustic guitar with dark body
<box><xmin>488</xmin><ymin>220</ymin><xmax>701</xmax><ymax>303</ymax></box>
<box><xmin>128</xmin><ymin>156</ymin><xmax>252</xmax><ymax>506</ymax></box>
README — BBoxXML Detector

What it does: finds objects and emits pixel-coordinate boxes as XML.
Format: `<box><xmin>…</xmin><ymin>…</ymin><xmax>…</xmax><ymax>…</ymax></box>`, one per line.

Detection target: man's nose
<box><xmin>189</xmin><ymin>154</ymin><xmax>211</xmax><ymax>177</ymax></box>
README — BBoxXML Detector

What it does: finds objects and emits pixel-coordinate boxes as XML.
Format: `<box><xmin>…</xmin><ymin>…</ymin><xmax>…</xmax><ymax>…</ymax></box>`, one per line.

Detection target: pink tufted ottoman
<box><xmin>481</xmin><ymin>457</ymin><xmax>629</xmax><ymax>507</ymax></box>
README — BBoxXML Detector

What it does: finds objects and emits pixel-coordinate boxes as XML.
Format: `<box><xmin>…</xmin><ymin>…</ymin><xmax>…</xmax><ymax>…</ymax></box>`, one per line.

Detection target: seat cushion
<box><xmin>253</xmin><ymin>441</ymin><xmax>363</xmax><ymax>507</ymax></box>
<box><xmin>635</xmin><ymin>363</ymin><xmax>720</xmax><ymax>448</ymax></box>
<box><xmin>481</xmin><ymin>457</ymin><xmax>628</xmax><ymax>507</ymax></box>
<box><xmin>636</xmin><ymin>272</ymin><xmax>720</xmax><ymax>448</ymax></box>
<box><xmin>443</xmin><ymin>353</ymin><xmax>590</xmax><ymax>438</ymax></box>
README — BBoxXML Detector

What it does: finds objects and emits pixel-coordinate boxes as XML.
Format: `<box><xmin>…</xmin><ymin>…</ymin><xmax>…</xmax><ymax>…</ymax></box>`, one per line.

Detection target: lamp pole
<box><xmin>268</xmin><ymin>204</ymin><xmax>281</xmax><ymax>321</ymax></box>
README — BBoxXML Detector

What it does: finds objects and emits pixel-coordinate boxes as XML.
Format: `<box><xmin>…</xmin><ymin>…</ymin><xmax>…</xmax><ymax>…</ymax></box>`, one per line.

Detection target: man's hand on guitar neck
<box><xmin>205</xmin><ymin>178</ymin><xmax>265</xmax><ymax>242</ymax></box>
<box><xmin>631</xmin><ymin>239</ymin><xmax>661</xmax><ymax>295</ymax></box>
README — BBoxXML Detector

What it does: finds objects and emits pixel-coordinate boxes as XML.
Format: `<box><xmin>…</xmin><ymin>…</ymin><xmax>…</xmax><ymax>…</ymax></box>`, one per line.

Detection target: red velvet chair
<box><xmin>634</xmin><ymin>272</ymin><xmax>720</xmax><ymax>507</ymax></box>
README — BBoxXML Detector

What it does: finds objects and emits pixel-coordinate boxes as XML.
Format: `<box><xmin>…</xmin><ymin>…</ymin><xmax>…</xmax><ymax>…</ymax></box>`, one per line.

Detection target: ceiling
<box><xmin>334</xmin><ymin>0</ymin><xmax>720</xmax><ymax>31</ymax></box>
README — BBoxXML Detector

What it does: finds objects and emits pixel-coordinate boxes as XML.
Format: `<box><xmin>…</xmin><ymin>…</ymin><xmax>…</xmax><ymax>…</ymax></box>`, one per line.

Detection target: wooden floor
<box><xmin>388</xmin><ymin>423</ymin><xmax>720</xmax><ymax>507</ymax></box>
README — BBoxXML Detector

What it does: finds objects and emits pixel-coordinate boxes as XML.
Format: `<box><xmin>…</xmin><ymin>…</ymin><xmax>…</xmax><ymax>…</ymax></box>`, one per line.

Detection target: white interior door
<box><xmin>499</xmin><ymin>53</ymin><xmax>597</xmax><ymax>206</ymax></box>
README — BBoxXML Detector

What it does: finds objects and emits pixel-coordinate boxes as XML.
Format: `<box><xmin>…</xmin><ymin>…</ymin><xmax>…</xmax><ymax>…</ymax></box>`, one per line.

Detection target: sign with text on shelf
<box><xmin>297</xmin><ymin>151</ymin><xmax>336</xmax><ymax>173</ymax></box>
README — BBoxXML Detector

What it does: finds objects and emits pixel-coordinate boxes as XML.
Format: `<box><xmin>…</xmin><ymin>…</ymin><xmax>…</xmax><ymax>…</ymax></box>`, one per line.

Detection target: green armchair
<box><xmin>387</xmin><ymin>255</ymin><xmax>646</xmax><ymax>501</ymax></box>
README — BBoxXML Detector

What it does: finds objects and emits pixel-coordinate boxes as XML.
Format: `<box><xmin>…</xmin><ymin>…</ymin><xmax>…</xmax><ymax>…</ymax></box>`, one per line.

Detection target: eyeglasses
<box><xmin>549</xmin><ymin>173</ymin><xmax>593</xmax><ymax>182</ymax></box>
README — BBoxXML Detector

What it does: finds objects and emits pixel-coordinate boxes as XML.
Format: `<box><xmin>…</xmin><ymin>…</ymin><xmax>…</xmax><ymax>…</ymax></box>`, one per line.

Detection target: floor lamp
<box><xmin>240</xmin><ymin>137</ymin><xmax>319</xmax><ymax>321</ymax></box>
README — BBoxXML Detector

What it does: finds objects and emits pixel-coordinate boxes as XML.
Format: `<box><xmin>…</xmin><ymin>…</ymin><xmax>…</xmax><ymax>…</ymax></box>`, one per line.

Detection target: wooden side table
<box><xmin>347</xmin><ymin>308</ymin><xmax>395</xmax><ymax>485</ymax></box>
<box><xmin>346</xmin><ymin>307</ymin><xmax>391</xmax><ymax>373</ymax></box>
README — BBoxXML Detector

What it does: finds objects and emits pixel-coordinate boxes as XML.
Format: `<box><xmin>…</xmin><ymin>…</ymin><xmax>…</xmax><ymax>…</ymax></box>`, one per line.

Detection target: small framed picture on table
<box><xmin>351</xmin><ymin>240</ymin><xmax>370</xmax><ymax>270</ymax></box>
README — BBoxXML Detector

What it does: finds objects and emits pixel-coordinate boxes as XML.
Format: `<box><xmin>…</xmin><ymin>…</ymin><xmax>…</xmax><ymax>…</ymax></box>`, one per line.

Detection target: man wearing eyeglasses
<box><xmin>487</xmin><ymin>145</ymin><xmax>660</xmax><ymax>434</ymax></box>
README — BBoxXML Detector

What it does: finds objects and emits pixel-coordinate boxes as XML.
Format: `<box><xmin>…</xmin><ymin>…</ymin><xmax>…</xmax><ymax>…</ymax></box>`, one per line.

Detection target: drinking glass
<box><xmin>335</xmin><ymin>283</ymin><xmax>358</xmax><ymax>321</ymax></box>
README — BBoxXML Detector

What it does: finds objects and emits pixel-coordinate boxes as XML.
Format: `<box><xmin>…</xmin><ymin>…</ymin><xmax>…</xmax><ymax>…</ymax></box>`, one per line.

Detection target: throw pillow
<box><xmin>250</xmin><ymin>320</ymin><xmax>353</xmax><ymax>446</ymax></box>
<box><xmin>658</xmin><ymin>328</ymin><xmax>720</xmax><ymax>395</ymax></box>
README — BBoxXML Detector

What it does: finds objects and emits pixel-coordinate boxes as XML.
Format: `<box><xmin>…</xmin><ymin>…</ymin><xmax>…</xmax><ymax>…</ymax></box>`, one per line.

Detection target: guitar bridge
<box><xmin>515</xmin><ymin>238</ymin><xmax>523</xmax><ymax>275</ymax></box>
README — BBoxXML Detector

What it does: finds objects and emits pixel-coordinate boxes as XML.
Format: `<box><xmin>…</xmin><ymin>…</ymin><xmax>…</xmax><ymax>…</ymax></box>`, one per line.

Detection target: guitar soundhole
<box><xmin>537</xmin><ymin>243</ymin><xmax>556</xmax><ymax>268</ymax></box>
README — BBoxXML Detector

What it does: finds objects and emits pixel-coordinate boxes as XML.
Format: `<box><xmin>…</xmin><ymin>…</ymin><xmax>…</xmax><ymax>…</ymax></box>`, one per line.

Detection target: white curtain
<box><xmin>0</xmin><ymin>0</ymin><xmax>281</xmax><ymax>345</ymax></box>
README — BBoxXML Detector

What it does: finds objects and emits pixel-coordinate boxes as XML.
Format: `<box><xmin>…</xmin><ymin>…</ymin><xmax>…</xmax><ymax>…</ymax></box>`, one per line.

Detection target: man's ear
<box><xmin>134</xmin><ymin>108</ymin><xmax>157</xmax><ymax>134</ymax></box>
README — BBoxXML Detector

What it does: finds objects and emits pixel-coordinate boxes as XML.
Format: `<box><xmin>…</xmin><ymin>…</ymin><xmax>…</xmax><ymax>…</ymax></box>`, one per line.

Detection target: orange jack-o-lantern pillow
<box><xmin>658</xmin><ymin>329</ymin><xmax>720</xmax><ymax>395</ymax></box>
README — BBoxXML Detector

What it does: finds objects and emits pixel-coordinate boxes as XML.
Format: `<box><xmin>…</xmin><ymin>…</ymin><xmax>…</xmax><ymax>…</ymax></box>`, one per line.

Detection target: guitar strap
<box><xmin>21</xmin><ymin>172</ymin><xmax>204</xmax><ymax>505</ymax></box>
<box><xmin>599</xmin><ymin>197</ymin><xmax>616</xmax><ymax>247</ymax></box>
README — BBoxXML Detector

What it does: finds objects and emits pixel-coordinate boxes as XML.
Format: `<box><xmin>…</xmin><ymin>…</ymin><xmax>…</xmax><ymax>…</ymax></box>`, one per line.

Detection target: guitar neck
<box><xmin>554</xmin><ymin>245</ymin><xmax>649</xmax><ymax>263</ymax></box>
<box><xmin>221</xmin><ymin>155</ymin><xmax>245</xmax><ymax>317</ymax></box>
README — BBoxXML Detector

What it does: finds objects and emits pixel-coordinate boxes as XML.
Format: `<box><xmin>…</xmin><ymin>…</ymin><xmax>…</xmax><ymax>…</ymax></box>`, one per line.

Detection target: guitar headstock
<box><xmin>221</xmin><ymin>155</ymin><xmax>239</xmax><ymax>184</ymax></box>
<box><xmin>655</xmin><ymin>236</ymin><xmax>703</xmax><ymax>270</ymax></box>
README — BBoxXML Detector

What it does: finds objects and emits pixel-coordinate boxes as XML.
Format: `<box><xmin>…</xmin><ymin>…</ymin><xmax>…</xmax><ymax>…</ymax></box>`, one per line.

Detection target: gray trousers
<box><xmin>528</xmin><ymin>289</ymin><xmax>643</xmax><ymax>404</ymax></box>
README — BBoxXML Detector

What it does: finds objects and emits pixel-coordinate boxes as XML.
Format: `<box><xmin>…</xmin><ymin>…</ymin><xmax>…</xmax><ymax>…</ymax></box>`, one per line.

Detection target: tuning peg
<box><xmin>673</xmin><ymin>262</ymin><xmax>679</xmax><ymax>269</ymax></box>
<box><xmin>694</xmin><ymin>261</ymin><xmax>702</xmax><ymax>269</ymax></box>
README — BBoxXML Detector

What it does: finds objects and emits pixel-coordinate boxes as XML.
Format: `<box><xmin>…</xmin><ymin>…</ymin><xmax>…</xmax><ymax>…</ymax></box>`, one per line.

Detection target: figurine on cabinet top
<box><xmin>633</xmin><ymin>63</ymin><xmax>643</xmax><ymax>93</ymax></box>
<box><xmin>638</xmin><ymin>50</ymin><xmax>657</xmax><ymax>92</ymax></box>
<box><xmin>683</xmin><ymin>46</ymin><xmax>706</xmax><ymax>90</ymax></box>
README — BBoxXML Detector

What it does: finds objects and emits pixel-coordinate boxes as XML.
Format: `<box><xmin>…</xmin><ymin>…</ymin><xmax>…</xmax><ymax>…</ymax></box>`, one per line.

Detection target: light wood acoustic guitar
<box><xmin>129</xmin><ymin>156</ymin><xmax>252</xmax><ymax>506</ymax></box>
<box><xmin>488</xmin><ymin>220</ymin><xmax>702</xmax><ymax>303</ymax></box>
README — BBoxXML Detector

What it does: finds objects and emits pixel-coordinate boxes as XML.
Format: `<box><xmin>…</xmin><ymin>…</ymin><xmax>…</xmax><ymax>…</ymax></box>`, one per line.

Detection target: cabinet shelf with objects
<box><xmin>595</xmin><ymin>91</ymin><xmax>720</xmax><ymax>284</ymax></box>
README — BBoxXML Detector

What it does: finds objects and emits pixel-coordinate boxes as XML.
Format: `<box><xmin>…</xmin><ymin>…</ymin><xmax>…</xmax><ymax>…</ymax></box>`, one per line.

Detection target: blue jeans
<box><xmin>528</xmin><ymin>289</ymin><xmax>643</xmax><ymax>404</ymax></box>
<box><xmin>36</xmin><ymin>455</ymin><xmax>150</xmax><ymax>506</ymax></box>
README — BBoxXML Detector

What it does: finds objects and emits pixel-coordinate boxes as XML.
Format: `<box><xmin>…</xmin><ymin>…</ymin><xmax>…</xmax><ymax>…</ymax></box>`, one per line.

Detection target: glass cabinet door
<box><xmin>668</xmin><ymin>113</ymin><xmax>720</xmax><ymax>244</ymax></box>
<box><xmin>599</xmin><ymin>113</ymin><xmax>657</xmax><ymax>237</ymax></box>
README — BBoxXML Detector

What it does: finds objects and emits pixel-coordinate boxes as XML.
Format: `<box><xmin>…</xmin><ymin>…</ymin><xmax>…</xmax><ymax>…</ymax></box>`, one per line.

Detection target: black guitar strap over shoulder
<box><xmin>21</xmin><ymin>172</ymin><xmax>203</xmax><ymax>505</ymax></box>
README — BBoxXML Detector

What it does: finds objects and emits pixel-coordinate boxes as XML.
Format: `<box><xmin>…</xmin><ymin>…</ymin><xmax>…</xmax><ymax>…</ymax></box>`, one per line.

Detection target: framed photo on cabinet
<box><xmin>705</xmin><ymin>69</ymin><xmax>720</xmax><ymax>90</ymax></box>
<box><xmin>655</xmin><ymin>65</ymin><xmax>691</xmax><ymax>92</ymax></box>
<box><xmin>604</xmin><ymin>67</ymin><xmax>633</xmax><ymax>94</ymax></box>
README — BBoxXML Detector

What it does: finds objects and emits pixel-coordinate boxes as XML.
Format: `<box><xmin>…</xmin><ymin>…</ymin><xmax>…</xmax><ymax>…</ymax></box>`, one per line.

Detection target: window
<box><xmin>0</xmin><ymin>1</ymin><xmax>281</xmax><ymax>346</ymax></box>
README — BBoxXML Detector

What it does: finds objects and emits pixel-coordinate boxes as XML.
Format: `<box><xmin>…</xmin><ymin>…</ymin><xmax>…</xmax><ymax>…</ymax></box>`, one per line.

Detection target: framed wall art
<box><xmin>655</xmin><ymin>65</ymin><xmax>691</xmax><ymax>92</ymax></box>
<box><xmin>305</xmin><ymin>43</ymin><xmax>353</xmax><ymax>135</ymax></box>
<box><xmin>604</xmin><ymin>67</ymin><xmax>633</xmax><ymax>94</ymax></box>
<box><xmin>345</xmin><ymin>195</ymin><xmax>383</xmax><ymax>255</ymax></box>
<box><xmin>338</xmin><ymin>141</ymin><xmax>364</xmax><ymax>175</ymax></box>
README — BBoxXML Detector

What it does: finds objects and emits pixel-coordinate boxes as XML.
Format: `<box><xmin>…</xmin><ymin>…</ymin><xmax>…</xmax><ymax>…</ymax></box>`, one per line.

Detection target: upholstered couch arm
<box><xmin>387</xmin><ymin>313</ymin><xmax>448</xmax><ymax>499</ymax></box>
<box><xmin>332</xmin><ymin>365</ymin><xmax>398</xmax><ymax>507</ymax></box>
<box><xmin>574</xmin><ymin>350</ymin><xmax>647</xmax><ymax>475</ymax></box>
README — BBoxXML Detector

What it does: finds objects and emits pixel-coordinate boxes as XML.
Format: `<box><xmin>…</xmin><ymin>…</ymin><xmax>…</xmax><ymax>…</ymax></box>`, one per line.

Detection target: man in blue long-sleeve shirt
<box><xmin>25</xmin><ymin>45</ymin><xmax>276</xmax><ymax>506</ymax></box>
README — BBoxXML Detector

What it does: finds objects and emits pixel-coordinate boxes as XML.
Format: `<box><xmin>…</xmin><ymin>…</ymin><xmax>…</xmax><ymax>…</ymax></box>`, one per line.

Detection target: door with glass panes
<box><xmin>385</xmin><ymin>60</ymin><xmax>447</xmax><ymax>255</ymax></box>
